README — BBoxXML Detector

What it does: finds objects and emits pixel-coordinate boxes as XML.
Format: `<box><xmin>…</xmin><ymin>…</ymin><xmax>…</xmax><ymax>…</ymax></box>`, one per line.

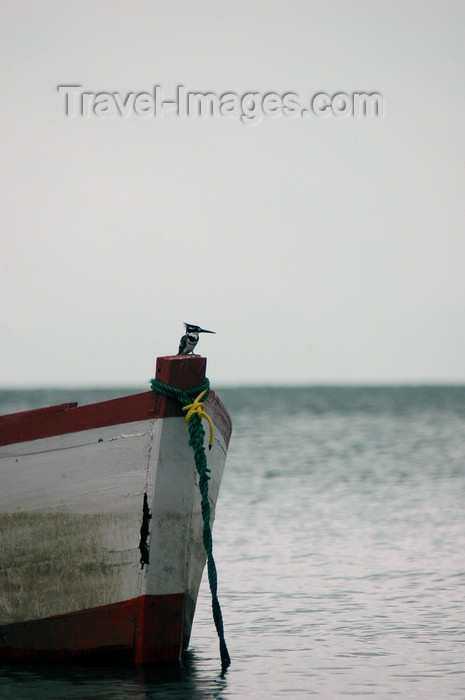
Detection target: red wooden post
<box><xmin>153</xmin><ymin>355</ymin><xmax>207</xmax><ymax>418</ymax></box>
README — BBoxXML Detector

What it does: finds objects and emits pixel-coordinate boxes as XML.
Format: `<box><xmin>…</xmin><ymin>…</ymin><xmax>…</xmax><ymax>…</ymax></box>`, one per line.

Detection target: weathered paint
<box><xmin>0</xmin><ymin>510</ymin><xmax>140</xmax><ymax>625</ymax></box>
<box><xmin>0</xmin><ymin>355</ymin><xmax>232</xmax><ymax>662</ymax></box>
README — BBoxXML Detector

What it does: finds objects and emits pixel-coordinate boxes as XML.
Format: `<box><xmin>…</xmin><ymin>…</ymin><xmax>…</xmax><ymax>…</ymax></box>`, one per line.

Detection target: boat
<box><xmin>0</xmin><ymin>355</ymin><xmax>232</xmax><ymax>665</ymax></box>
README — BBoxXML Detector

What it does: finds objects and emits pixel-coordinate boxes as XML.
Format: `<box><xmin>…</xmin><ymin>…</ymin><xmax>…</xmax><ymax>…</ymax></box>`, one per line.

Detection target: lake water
<box><xmin>1</xmin><ymin>386</ymin><xmax>465</xmax><ymax>698</ymax></box>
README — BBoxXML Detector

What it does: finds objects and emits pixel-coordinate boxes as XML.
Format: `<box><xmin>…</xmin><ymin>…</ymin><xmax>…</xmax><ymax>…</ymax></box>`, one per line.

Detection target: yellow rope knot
<box><xmin>182</xmin><ymin>388</ymin><xmax>214</xmax><ymax>450</ymax></box>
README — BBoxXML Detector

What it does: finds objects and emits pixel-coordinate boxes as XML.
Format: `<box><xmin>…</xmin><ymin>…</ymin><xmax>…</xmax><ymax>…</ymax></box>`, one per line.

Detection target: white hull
<box><xmin>0</xmin><ymin>355</ymin><xmax>231</xmax><ymax>662</ymax></box>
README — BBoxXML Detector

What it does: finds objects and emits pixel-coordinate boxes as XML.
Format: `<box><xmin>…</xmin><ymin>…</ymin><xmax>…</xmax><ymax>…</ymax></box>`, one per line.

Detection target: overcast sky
<box><xmin>1</xmin><ymin>1</ymin><xmax>464</xmax><ymax>387</ymax></box>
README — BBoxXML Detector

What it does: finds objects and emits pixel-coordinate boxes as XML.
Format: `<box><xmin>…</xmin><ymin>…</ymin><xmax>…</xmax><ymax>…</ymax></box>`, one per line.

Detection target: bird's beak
<box><xmin>199</xmin><ymin>328</ymin><xmax>215</xmax><ymax>334</ymax></box>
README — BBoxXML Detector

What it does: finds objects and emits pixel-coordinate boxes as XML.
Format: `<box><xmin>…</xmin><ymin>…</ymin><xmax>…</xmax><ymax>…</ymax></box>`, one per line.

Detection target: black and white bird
<box><xmin>177</xmin><ymin>323</ymin><xmax>215</xmax><ymax>355</ymax></box>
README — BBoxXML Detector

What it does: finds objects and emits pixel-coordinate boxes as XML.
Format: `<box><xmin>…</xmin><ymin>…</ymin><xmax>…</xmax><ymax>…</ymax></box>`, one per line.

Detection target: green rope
<box><xmin>150</xmin><ymin>377</ymin><xmax>231</xmax><ymax>672</ymax></box>
<box><xmin>151</xmin><ymin>378</ymin><xmax>211</xmax><ymax>405</ymax></box>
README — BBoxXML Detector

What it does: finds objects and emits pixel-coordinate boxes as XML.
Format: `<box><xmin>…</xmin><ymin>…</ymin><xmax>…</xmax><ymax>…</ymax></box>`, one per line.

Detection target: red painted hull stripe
<box><xmin>0</xmin><ymin>391</ymin><xmax>159</xmax><ymax>447</ymax></box>
<box><xmin>0</xmin><ymin>593</ymin><xmax>185</xmax><ymax>663</ymax></box>
<box><xmin>0</xmin><ymin>356</ymin><xmax>217</xmax><ymax>447</ymax></box>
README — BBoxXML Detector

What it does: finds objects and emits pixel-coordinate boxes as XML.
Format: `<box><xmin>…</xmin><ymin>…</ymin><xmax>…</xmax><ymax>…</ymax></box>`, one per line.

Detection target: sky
<box><xmin>1</xmin><ymin>1</ymin><xmax>464</xmax><ymax>387</ymax></box>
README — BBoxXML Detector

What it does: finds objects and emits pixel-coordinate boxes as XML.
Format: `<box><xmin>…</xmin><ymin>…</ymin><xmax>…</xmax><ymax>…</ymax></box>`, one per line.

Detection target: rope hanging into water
<box><xmin>150</xmin><ymin>377</ymin><xmax>231</xmax><ymax>672</ymax></box>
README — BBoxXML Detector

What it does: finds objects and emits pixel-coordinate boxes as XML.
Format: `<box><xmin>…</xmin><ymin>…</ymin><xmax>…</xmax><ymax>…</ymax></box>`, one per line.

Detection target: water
<box><xmin>1</xmin><ymin>386</ymin><xmax>465</xmax><ymax>698</ymax></box>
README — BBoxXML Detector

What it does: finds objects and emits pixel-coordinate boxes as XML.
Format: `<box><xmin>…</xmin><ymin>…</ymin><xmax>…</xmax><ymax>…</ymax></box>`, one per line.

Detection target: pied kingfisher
<box><xmin>177</xmin><ymin>323</ymin><xmax>215</xmax><ymax>355</ymax></box>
